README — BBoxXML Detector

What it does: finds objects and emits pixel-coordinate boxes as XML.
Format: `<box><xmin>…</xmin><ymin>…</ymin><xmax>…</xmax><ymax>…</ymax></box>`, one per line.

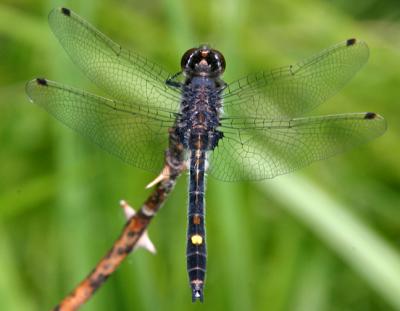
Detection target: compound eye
<box><xmin>211</xmin><ymin>49</ymin><xmax>226</xmax><ymax>73</ymax></box>
<box><xmin>181</xmin><ymin>48</ymin><xmax>197</xmax><ymax>69</ymax></box>
<box><xmin>219</xmin><ymin>53</ymin><xmax>226</xmax><ymax>72</ymax></box>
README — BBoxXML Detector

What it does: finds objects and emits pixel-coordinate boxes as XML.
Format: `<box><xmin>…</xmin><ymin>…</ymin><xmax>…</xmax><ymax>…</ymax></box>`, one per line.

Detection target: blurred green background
<box><xmin>1</xmin><ymin>0</ymin><xmax>400</xmax><ymax>310</ymax></box>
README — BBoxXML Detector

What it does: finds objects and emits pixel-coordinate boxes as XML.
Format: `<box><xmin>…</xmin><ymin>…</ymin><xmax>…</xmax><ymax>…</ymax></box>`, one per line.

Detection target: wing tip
<box><xmin>25</xmin><ymin>78</ymin><xmax>49</xmax><ymax>103</ymax></box>
<box><xmin>363</xmin><ymin>112</ymin><xmax>387</xmax><ymax>136</ymax></box>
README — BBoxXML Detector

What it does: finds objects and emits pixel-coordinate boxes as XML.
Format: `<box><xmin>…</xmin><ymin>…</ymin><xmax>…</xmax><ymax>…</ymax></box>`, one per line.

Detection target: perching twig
<box><xmin>53</xmin><ymin>131</ymin><xmax>185</xmax><ymax>311</ymax></box>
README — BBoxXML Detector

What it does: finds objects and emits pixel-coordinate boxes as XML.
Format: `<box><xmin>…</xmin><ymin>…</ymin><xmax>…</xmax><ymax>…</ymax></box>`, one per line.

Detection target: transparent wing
<box><xmin>48</xmin><ymin>7</ymin><xmax>180</xmax><ymax>112</ymax></box>
<box><xmin>209</xmin><ymin>113</ymin><xmax>386</xmax><ymax>181</ymax></box>
<box><xmin>223</xmin><ymin>39</ymin><xmax>369</xmax><ymax>119</ymax></box>
<box><xmin>26</xmin><ymin>78</ymin><xmax>175</xmax><ymax>173</ymax></box>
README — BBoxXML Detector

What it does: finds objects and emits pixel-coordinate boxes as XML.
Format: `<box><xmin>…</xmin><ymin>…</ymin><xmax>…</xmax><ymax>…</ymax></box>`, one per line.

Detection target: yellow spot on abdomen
<box><xmin>191</xmin><ymin>234</ymin><xmax>203</xmax><ymax>245</ymax></box>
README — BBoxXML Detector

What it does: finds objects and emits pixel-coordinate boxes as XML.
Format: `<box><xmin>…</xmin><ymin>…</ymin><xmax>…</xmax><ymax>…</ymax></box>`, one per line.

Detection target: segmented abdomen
<box><xmin>186</xmin><ymin>135</ymin><xmax>207</xmax><ymax>302</ymax></box>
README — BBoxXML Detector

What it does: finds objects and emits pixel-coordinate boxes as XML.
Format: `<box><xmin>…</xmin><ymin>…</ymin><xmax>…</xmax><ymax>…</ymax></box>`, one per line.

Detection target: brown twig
<box><xmin>53</xmin><ymin>131</ymin><xmax>185</xmax><ymax>311</ymax></box>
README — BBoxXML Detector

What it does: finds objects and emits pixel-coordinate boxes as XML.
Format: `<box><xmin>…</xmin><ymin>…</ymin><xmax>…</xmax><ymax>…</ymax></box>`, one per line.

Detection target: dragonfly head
<box><xmin>181</xmin><ymin>45</ymin><xmax>225</xmax><ymax>78</ymax></box>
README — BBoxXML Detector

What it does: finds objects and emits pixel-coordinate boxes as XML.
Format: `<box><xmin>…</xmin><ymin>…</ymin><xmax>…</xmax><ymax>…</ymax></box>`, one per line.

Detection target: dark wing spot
<box><xmin>61</xmin><ymin>7</ymin><xmax>71</xmax><ymax>16</ymax></box>
<box><xmin>346</xmin><ymin>38</ymin><xmax>357</xmax><ymax>46</ymax></box>
<box><xmin>364</xmin><ymin>112</ymin><xmax>377</xmax><ymax>119</ymax></box>
<box><xmin>53</xmin><ymin>305</ymin><xmax>60</xmax><ymax>311</ymax></box>
<box><xmin>36</xmin><ymin>78</ymin><xmax>48</xmax><ymax>86</ymax></box>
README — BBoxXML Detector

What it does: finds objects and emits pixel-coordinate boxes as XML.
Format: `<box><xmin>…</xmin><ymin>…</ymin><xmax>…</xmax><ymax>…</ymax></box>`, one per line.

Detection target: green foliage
<box><xmin>0</xmin><ymin>0</ymin><xmax>399</xmax><ymax>310</ymax></box>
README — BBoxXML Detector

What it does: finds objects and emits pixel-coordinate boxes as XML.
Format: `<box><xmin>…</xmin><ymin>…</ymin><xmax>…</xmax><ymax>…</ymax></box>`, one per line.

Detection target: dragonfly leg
<box><xmin>166</xmin><ymin>71</ymin><xmax>183</xmax><ymax>89</ymax></box>
<box><xmin>218</xmin><ymin>81</ymin><xmax>228</xmax><ymax>91</ymax></box>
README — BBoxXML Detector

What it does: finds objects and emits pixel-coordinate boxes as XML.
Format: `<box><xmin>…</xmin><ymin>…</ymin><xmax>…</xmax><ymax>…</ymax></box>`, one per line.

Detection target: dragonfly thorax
<box><xmin>177</xmin><ymin>76</ymin><xmax>224</xmax><ymax>151</ymax></box>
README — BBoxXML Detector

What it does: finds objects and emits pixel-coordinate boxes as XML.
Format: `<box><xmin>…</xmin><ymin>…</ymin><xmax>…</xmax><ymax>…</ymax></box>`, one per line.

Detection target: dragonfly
<box><xmin>26</xmin><ymin>7</ymin><xmax>386</xmax><ymax>303</ymax></box>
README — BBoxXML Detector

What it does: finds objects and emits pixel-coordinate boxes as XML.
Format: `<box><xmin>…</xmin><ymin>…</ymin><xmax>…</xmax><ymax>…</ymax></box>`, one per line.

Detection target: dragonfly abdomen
<box><xmin>186</xmin><ymin>134</ymin><xmax>208</xmax><ymax>302</ymax></box>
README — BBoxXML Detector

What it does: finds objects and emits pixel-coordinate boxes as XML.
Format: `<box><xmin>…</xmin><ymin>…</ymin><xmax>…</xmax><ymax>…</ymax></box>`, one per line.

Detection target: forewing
<box><xmin>209</xmin><ymin>113</ymin><xmax>386</xmax><ymax>181</ymax></box>
<box><xmin>26</xmin><ymin>78</ymin><xmax>175</xmax><ymax>172</ymax></box>
<box><xmin>223</xmin><ymin>39</ymin><xmax>369</xmax><ymax>119</ymax></box>
<box><xmin>48</xmin><ymin>7</ymin><xmax>180</xmax><ymax>112</ymax></box>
